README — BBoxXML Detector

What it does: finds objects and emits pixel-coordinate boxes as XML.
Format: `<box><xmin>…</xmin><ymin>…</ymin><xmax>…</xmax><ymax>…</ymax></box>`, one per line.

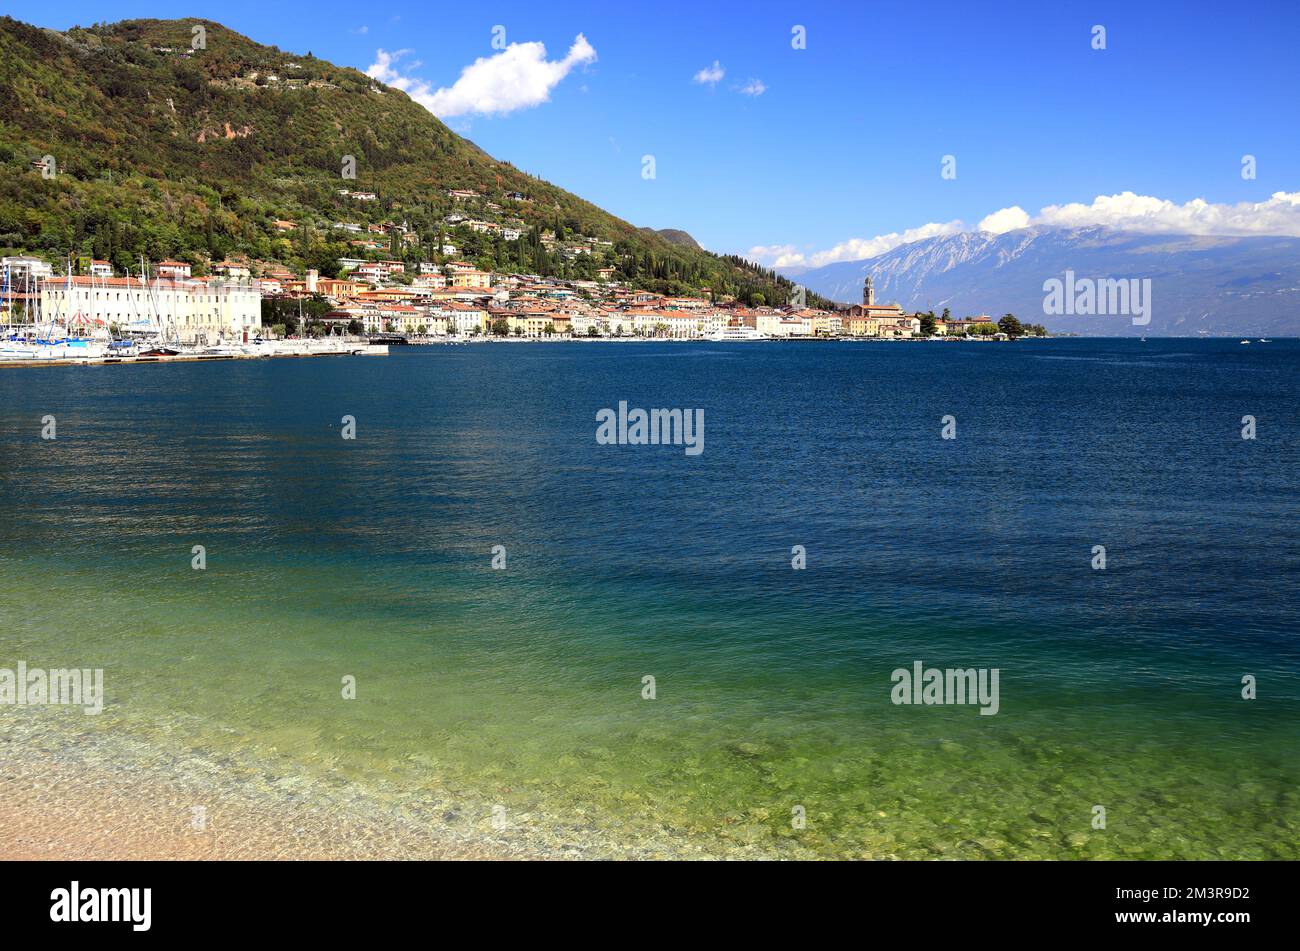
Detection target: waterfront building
<box><xmin>569</xmin><ymin>312</ymin><xmax>607</xmax><ymax>336</ymax></box>
<box><xmin>878</xmin><ymin>316</ymin><xmax>921</xmax><ymax>338</ymax></box>
<box><xmin>700</xmin><ymin>309</ymin><xmax>731</xmax><ymax>337</ymax></box>
<box><xmin>440</xmin><ymin>301</ymin><xmax>489</xmax><ymax>335</ymax></box>
<box><xmin>844</xmin><ymin>275</ymin><xmax>905</xmax><ymax>334</ymax></box>
<box><xmin>40</xmin><ymin>275</ymin><xmax>260</xmax><ymax>343</ymax></box>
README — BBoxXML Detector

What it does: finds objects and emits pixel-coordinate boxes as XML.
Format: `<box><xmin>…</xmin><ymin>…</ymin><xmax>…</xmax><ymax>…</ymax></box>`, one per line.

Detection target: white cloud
<box><xmin>1032</xmin><ymin>190</ymin><xmax>1300</xmax><ymax>235</ymax></box>
<box><xmin>806</xmin><ymin>222</ymin><xmax>965</xmax><ymax>266</ymax></box>
<box><xmin>738</xmin><ymin>79</ymin><xmax>767</xmax><ymax>96</ymax></box>
<box><xmin>748</xmin><ymin>221</ymin><xmax>964</xmax><ymax>268</ymax></box>
<box><xmin>367</xmin><ymin>35</ymin><xmax>596</xmax><ymax>118</ymax></box>
<box><xmin>745</xmin><ymin>244</ymin><xmax>807</xmax><ymax>268</ymax></box>
<box><xmin>977</xmin><ymin>206</ymin><xmax>1030</xmax><ymax>234</ymax></box>
<box><xmin>750</xmin><ymin>191</ymin><xmax>1300</xmax><ymax>269</ymax></box>
<box><xmin>694</xmin><ymin>61</ymin><xmax>725</xmax><ymax>85</ymax></box>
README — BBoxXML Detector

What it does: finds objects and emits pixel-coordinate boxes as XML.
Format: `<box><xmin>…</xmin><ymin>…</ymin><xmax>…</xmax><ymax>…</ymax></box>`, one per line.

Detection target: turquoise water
<box><xmin>1</xmin><ymin>339</ymin><xmax>1297</xmax><ymax>858</ymax></box>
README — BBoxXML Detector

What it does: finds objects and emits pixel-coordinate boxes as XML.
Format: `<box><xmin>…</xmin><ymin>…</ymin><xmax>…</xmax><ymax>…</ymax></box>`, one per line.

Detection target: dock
<box><xmin>0</xmin><ymin>342</ymin><xmax>388</xmax><ymax>369</ymax></box>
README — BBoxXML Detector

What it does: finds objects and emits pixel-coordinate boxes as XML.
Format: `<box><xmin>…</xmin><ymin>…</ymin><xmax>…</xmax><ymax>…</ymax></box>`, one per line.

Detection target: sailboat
<box><xmin>63</xmin><ymin>261</ymin><xmax>113</xmax><ymax>351</ymax></box>
<box><xmin>18</xmin><ymin>258</ymin><xmax>109</xmax><ymax>360</ymax></box>
<box><xmin>0</xmin><ymin>262</ymin><xmax>39</xmax><ymax>360</ymax></box>
<box><xmin>136</xmin><ymin>258</ymin><xmax>184</xmax><ymax>356</ymax></box>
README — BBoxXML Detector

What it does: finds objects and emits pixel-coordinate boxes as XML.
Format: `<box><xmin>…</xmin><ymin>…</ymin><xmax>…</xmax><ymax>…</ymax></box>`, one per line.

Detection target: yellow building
<box><xmin>507</xmin><ymin>312</ymin><xmax>571</xmax><ymax>337</ymax></box>
<box><xmin>450</xmin><ymin>270</ymin><xmax>492</xmax><ymax>289</ymax></box>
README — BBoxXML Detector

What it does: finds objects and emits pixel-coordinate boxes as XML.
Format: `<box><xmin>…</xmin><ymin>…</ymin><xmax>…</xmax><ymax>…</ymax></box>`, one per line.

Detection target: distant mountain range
<box><xmin>786</xmin><ymin>226</ymin><xmax>1300</xmax><ymax>336</ymax></box>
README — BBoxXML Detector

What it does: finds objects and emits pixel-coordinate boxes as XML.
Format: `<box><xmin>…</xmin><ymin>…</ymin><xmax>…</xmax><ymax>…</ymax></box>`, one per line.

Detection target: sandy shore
<box><xmin>0</xmin><ymin>750</ymin><xmax>520</xmax><ymax>860</ymax></box>
<box><xmin>0</xmin><ymin>718</ymin><xmax>539</xmax><ymax>861</ymax></box>
<box><xmin>0</xmin><ymin>766</ymin><xmax>506</xmax><ymax>860</ymax></box>
<box><xmin>0</xmin><ymin>710</ymin><xmax>738</xmax><ymax>861</ymax></box>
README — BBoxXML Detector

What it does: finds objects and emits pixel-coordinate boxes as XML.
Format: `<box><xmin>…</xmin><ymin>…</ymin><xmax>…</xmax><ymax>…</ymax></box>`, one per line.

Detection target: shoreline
<box><xmin>0</xmin><ymin>716</ymin><xmax>530</xmax><ymax>861</ymax></box>
<box><xmin>0</xmin><ymin>341</ymin><xmax>387</xmax><ymax>370</ymax></box>
<box><xmin>0</xmin><ymin>711</ymin><xmax>770</xmax><ymax>862</ymax></box>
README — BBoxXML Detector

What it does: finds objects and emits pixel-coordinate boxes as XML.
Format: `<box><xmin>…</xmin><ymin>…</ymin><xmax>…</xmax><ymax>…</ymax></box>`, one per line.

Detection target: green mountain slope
<box><xmin>0</xmin><ymin>16</ymin><xmax>828</xmax><ymax>307</ymax></box>
<box><xmin>643</xmin><ymin>228</ymin><xmax>702</xmax><ymax>250</ymax></box>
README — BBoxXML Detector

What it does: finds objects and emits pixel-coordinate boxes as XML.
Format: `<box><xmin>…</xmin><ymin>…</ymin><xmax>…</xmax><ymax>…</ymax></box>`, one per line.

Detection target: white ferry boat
<box><xmin>709</xmin><ymin>326</ymin><xmax>766</xmax><ymax>341</ymax></box>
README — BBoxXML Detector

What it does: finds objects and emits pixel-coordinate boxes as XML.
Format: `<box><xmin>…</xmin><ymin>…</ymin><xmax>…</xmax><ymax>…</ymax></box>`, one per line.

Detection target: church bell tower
<box><xmin>863</xmin><ymin>275</ymin><xmax>875</xmax><ymax>307</ymax></box>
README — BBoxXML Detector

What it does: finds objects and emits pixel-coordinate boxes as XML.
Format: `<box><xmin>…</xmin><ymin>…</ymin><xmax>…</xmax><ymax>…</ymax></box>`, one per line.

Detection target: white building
<box><xmin>598</xmin><ymin>310</ymin><xmax>638</xmax><ymax>336</ymax></box>
<box><xmin>212</xmin><ymin>261</ymin><xmax>251</xmax><ymax>279</ymax></box>
<box><xmin>2</xmin><ymin>256</ymin><xmax>55</xmax><ymax>282</ymax></box>
<box><xmin>41</xmin><ymin>276</ymin><xmax>261</xmax><ymax>344</ymax></box>
<box><xmin>438</xmin><ymin>303</ymin><xmax>487</xmax><ymax>336</ymax></box>
<box><xmin>155</xmin><ymin>260</ymin><xmax>191</xmax><ymax>280</ymax></box>
<box><xmin>700</xmin><ymin>309</ymin><xmax>729</xmax><ymax>337</ymax></box>
<box><xmin>569</xmin><ymin>312</ymin><xmax>607</xmax><ymax>337</ymax></box>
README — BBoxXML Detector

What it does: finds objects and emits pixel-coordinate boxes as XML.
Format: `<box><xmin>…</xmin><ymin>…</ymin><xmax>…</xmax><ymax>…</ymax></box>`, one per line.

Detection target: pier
<box><xmin>0</xmin><ymin>341</ymin><xmax>388</xmax><ymax>369</ymax></box>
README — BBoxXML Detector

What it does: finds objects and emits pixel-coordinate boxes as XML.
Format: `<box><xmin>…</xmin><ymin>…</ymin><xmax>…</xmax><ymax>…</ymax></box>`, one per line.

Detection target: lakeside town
<box><xmin>2</xmin><ymin>242</ymin><xmax>1044</xmax><ymax>361</ymax></box>
<box><xmin>3</xmin><ymin>175</ymin><xmax>1046</xmax><ymax>363</ymax></box>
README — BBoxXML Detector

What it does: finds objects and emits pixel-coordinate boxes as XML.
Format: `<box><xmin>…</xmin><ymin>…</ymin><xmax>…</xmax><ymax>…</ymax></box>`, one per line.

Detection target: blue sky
<box><xmin>9</xmin><ymin>0</ymin><xmax>1300</xmax><ymax>268</ymax></box>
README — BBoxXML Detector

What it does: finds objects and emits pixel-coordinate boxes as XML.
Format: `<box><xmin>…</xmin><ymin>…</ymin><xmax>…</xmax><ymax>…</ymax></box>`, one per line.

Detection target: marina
<box><xmin>2</xmin><ymin>256</ymin><xmax>386</xmax><ymax>368</ymax></box>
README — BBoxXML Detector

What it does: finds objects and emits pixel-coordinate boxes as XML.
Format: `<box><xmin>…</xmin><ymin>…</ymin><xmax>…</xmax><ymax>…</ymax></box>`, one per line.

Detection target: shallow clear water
<box><xmin>1</xmin><ymin>338</ymin><xmax>1297</xmax><ymax>858</ymax></box>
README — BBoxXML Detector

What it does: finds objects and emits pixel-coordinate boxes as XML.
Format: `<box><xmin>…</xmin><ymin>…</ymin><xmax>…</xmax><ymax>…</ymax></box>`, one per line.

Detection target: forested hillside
<box><xmin>0</xmin><ymin>16</ymin><xmax>827</xmax><ymax>306</ymax></box>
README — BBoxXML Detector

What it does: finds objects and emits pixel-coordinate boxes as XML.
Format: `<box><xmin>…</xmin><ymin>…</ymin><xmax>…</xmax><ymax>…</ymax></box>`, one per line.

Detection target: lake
<box><xmin>1</xmin><ymin>337</ymin><xmax>1296</xmax><ymax>858</ymax></box>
